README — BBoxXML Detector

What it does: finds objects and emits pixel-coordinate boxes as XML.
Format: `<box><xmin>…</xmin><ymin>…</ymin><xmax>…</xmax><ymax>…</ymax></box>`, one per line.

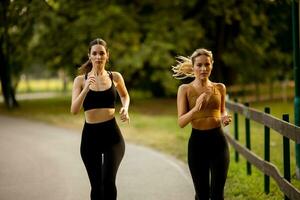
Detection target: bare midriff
<box><xmin>191</xmin><ymin>117</ymin><xmax>222</xmax><ymax>130</ymax></box>
<box><xmin>84</xmin><ymin>108</ymin><xmax>115</xmax><ymax>123</ymax></box>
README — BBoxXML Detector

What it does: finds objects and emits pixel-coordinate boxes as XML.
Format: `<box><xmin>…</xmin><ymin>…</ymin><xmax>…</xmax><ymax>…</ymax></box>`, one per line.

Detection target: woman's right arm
<box><xmin>177</xmin><ymin>85</ymin><xmax>196</xmax><ymax>128</ymax></box>
<box><xmin>70</xmin><ymin>76</ymin><xmax>89</xmax><ymax>115</ymax></box>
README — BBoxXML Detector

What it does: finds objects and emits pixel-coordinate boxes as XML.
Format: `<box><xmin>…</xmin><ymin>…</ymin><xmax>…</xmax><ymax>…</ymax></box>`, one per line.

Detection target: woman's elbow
<box><xmin>121</xmin><ymin>94</ymin><xmax>130</xmax><ymax>102</ymax></box>
<box><xmin>70</xmin><ymin>107</ymin><xmax>79</xmax><ymax>115</ymax></box>
<box><xmin>70</xmin><ymin>110</ymin><xmax>78</xmax><ymax>115</ymax></box>
<box><xmin>179</xmin><ymin>124</ymin><xmax>185</xmax><ymax>128</ymax></box>
<box><xmin>178</xmin><ymin>120</ymin><xmax>186</xmax><ymax>128</ymax></box>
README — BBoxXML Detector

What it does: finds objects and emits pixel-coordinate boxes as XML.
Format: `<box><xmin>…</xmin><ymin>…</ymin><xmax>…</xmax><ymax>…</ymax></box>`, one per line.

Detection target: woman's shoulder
<box><xmin>110</xmin><ymin>71</ymin><xmax>121</xmax><ymax>76</ymax></box>
<box><xmin>212</xmin><ymin>82</ymin><xmax>226</xmax><ymax>93</ymax></box>
<box><xmin>72</xmin><ymin>75</ymin><xmax>85</xmax><ymax>88</ymax></box>
<box><xmin>74</xmin><ymin>74</ymin><xmax>85</xmax><ymax>82</ymax></box>
<box><xmin>110</xmin><ymin>71</ymin><xmax>122</xmax><ymax>79</ymax></box>
<box><xmin>178</xmin><ymin>83</ymin><xmax>192</xmax><ymax>93</ymax></box>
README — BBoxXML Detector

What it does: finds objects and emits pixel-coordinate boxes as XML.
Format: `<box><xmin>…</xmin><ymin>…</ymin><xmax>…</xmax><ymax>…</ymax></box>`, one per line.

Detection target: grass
<box><xmin>226</xmin><ymin>100</ymin><xmax>297</xmax><ymax>200</ymax></box>
<box><xmin>0</xmin><ymin>95</ymin><xmax>298</xmax><ymax>200</ymax></box>
<box><xmin>16</xmin><ymin>78</ymin><xmax>73</xmax><ymax>93</ymax></box>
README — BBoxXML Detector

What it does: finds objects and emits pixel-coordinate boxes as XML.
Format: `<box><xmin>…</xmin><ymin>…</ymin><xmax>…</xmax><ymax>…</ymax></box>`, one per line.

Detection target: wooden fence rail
<box><xmin>225</xmin><ymin>100</ymin><xmax>300</xmax><ymax>200</ymax></box>
<box><xmin>226</xmin><ymin>101</ymin><xmax>300</xmax><ymax>142</ymax></box>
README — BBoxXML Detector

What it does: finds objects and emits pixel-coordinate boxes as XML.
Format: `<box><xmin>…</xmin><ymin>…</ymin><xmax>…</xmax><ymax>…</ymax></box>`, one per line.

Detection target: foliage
<box><xmin>1</xmin><ymin>0</ymin><xmax>295</xmax><ymax>100</ymax></box>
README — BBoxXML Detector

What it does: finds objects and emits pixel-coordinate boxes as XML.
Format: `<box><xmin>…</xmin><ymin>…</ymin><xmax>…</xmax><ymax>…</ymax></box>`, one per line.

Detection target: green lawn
<box><xmin>16</xmin><ymin>78</ymin><xmax>73</xmax><ymax>93</ymax></box>
<box><xmin>0</xmin><ymin>95</ymin><xmax>298</xmax><ymax>200</ymax></box>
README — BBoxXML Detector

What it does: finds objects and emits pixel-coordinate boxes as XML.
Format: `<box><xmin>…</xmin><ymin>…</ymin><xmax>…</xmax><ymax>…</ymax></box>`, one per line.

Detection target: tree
<box><xmin>0</xmin><ymin>0</ymin><xmax>18</xmax><ymax>108</ymax></box>
<box><xmin>0</xmin><ymin>0</ymin><xmax>294</xmax><ymax>102</ymax></box>
<box><xmin>0</xmin><ymin>0</ymin><xmax>47</xmax><ymax>108</ymax></box>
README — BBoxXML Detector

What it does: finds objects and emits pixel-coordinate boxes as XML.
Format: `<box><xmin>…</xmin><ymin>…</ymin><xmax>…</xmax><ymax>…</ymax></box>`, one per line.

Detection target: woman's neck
<box><xmin>194</xmin><ymin>78</ymin><xmax>210</xmax><ymax>87</ymax></box>
<box><xmin>91</xmin><ymin>65</ymin><xmax>105</xmax><ymax>76</ymax></box>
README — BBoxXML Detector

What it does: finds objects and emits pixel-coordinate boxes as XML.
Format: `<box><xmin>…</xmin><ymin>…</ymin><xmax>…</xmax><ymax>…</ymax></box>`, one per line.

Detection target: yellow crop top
<box><xmin>187</xmin><ymin>84</ymin><xmax>221</xmax><ymax>118</ymax></box>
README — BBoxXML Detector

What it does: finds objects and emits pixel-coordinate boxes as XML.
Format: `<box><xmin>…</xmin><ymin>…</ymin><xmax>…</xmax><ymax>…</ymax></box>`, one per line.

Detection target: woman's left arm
<box><xmin>113</xmin><ymin>71</ymin><xmax>130</xmax><ymax>123</ymax></box>
<box><xmin>218</xmin><ymin>83</ymin><xmax>231</xmax><ymax>126</ymax></box>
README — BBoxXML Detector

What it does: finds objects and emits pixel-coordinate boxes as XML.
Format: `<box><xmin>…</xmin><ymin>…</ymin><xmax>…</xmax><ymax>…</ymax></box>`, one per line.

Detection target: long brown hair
<box><xmin>78</xmin><ymin>38</ymin><xmax>108</xmax><ymax>75</ymax></box>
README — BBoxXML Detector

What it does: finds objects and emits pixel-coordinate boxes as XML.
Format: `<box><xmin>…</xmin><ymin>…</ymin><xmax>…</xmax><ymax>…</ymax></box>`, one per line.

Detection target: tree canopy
<box><xmin>0</xmin><ymin>0</ymin><xmax>294</xmax><ymax>107</ymax></box>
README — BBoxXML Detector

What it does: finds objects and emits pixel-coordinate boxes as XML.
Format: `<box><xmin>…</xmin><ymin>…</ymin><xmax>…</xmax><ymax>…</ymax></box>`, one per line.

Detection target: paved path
<box><xmin>0</xmin><ymin>115</ymin><xmax>194</xmax><ymax>200</ymax></box>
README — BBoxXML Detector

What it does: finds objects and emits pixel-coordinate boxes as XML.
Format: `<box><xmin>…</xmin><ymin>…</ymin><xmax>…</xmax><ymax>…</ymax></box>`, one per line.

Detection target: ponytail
<box><xmin>171</xmin><ymin>56</ymin><xmax>194</xmax><ymax>79</ymax></box>
<box><xmin>172</xmin><ymin>48</ymin><xmax>213</xmax><ymax>79</ymax></box>
<box><xmin>78</xmin><ymin>59</ymin><xmax>92</xmax><ymax>75</ymax></box>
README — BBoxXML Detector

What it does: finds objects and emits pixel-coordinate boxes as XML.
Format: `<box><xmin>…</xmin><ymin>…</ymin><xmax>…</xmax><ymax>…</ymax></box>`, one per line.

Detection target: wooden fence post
<box><xmin>283</xmin><ymin>114</ymin><xmax>291</xmax><ymax>200</ymax></box>
<box><xmin>264</xmin><ymin>107</ymin><xmax>270</xmax><ymax>194</ymax></box>
<box><xmin>234</xmin><ymin>99</ymin><xmax>239</xmax><ymax>162</ymax></box>
<box><xmin>245</xmin><ymin>102</ymin><xmax>251</xmax><ymax>175</ymax></box>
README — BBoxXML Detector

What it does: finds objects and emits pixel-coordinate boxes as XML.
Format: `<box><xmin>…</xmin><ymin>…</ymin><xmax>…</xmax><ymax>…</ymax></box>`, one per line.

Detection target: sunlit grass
<box><xmin>226</xmin><ymin>100</ymin><xmax>299</xmax><ymax>199</ymax></box>
<box><xmin>16</xmin><ymin>78</ymin><xmax>73</xmax><ymax>93</ymax></box>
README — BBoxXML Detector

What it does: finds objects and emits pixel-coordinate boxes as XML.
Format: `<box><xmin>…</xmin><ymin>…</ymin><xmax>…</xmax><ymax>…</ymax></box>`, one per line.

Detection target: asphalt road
<box><xmin>0</xmin><ymin>115</ymin><xmax>194</xmax><ymax>200</ymax></box>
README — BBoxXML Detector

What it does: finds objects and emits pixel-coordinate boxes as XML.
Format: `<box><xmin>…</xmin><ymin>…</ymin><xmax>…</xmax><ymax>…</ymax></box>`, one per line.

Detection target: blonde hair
<box><xmin>172</xmin><ymin>48</ymin><xmax>214</xmax><ymax>79</ymax></box>
<box><xmin>78</xmin><ymin>38</ymin><xmax>108</xmax><ymax>75</ymax></box>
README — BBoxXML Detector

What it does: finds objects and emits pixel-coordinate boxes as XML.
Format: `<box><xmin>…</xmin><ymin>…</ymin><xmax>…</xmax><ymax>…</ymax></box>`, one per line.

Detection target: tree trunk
<box><xmin>0</xmin><ymin>0</ymin><xmax>19</xmax><ymax>108</ymax></box>
<box><xmin>0</xmin><ymin>44</ymin><xmax>19</xmax><ymax>108</ymax></box>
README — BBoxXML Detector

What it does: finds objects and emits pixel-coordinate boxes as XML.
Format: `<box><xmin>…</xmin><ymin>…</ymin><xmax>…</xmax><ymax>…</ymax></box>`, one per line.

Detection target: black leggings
<box><xmin>188</xmin><ymin>127</ymin><xmax>229</xmax><ymax>200</ymax></box>
<box><xmin>80</xmin><ymin>118</ymin><xmax>125</xmax><ymax>200</ymax></box>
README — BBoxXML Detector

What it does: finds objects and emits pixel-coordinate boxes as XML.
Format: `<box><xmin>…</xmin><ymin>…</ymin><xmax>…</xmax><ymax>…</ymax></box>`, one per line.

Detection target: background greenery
<box><xmin>0</xmin><ymin>0</ymin><xmax>294</xmax><ymax>108</ymax></box>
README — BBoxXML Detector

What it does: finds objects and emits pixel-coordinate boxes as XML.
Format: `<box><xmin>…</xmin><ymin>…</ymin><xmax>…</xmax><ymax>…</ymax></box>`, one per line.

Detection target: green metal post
<box><xmin>245</xmin><ymin>103</ymin><xmax>251</xmax><ymax>175</ymax></box>
<box><xmin>292</xmin><ymin>0</ymin><xmax>300</xmax><ymax>179</ymax></box>
<box><xmin>234</xmin><ymin>99</ymin><xmax>239</xmax><ymax>162</ymax></box>
<box><xmin>264</xmin><ymin>107</ymin><xmax>270</xmax><ymax>194</ymax></box>
<box><xmin>283</xmin><ymin>114</ymin><xmax>291</xmax><ymax>200</ymax></box>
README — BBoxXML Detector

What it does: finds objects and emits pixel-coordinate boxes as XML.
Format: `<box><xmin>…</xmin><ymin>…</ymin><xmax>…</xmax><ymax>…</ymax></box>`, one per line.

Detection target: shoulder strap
<box><xmin>108</xmin><ymin>71</ymin><xmax>113</xmax><ymax>81</ymax></box>
<box><xmin>212</xmin><ymin>83</ymin><xmax>220</xmax><ymax>95</ymax></box>
<box><xmin>84</xmin><ymin>73</ymin><xmax>88</xmax><ymax>80</ymax></box>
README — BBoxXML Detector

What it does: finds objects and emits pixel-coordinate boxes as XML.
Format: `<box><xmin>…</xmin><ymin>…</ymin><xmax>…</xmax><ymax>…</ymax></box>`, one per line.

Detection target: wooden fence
<box><xmin>225</xmin><ymin>100</ymin><xmax>300</xmax><ymax>200</ymax></box>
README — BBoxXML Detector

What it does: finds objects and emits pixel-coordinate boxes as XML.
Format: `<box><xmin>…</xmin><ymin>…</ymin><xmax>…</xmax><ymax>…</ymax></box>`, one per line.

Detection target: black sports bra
<box><xmin>83</xmin><ymin>71</ymin><xmax>117</xmax><ymax>111</ymax></box>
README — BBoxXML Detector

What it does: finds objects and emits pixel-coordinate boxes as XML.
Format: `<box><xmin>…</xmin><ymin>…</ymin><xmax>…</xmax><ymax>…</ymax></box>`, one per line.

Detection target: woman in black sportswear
<box><xmin>172</xmin><ymin>48</ymin><xmax>231</xmax><ymax>200</ymax></box>
<box><xmin>71</xmin><ymin>38</ymin><xmax>130</xmax><ymax>200</ymax></box>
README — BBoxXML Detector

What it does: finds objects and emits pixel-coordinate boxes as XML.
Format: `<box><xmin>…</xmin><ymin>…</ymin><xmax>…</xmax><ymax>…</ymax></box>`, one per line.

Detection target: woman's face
<box><xmin>89</xmin><ymin>44</ymin><xmax>109</xmax><ymax>67</ymax></box>
<box><xmin>193</xmin><ymin>55</ymin><xmax>213</xmax><ymax>80</ymax></box>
